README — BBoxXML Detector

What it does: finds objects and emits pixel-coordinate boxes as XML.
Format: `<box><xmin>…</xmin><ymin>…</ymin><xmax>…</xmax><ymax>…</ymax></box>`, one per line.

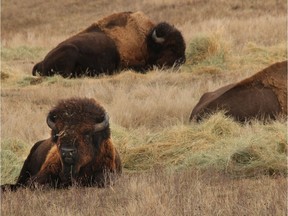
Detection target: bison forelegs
<box><xmin>27</xmin><ymin>171</ymin><xmax>61</xmax><ymax>189</ymax></box>
<box><xmin>26</xmin><ymin>145</ymin><xmax>63</xmax><ymax>188</ymax></box>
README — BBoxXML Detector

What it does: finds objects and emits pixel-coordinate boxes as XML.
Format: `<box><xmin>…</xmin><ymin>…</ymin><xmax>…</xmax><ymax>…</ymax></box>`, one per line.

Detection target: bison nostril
<box><xmin>61</xmin><ymin>148</ymin><xmax>77</xmax><ymax>158</ymax></box>
<box><xmin>60</xmin><ymin>147</ymin><xmax>77</xmax><ymax>165</ymax></box>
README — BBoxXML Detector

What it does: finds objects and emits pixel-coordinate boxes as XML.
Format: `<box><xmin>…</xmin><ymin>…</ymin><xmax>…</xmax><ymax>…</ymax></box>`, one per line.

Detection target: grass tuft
<box><xmin>1</xmin><ymin>139</ymin><xmax>30</xmax><ymax>184</ymax></box>
<box><xmin>111</xmin><ymin>113</ymin><xmax>287</xmax><ymax>177</ymax></box>
<box><xmin>186</xmin><ymin>34</ymin><xmax>229</xmax><ymax>70</ymax></box>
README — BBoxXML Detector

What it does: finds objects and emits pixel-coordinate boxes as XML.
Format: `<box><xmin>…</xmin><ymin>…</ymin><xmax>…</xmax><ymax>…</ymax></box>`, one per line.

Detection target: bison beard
<box><xmin>32</xmin><ymin>11</ymin><xmax>186</xmax><ymax>77</ymax></box>
<box><xmin>1</xmin><ymin>98</ymin><xmax>122</xmax><ymax>191</ymax></box>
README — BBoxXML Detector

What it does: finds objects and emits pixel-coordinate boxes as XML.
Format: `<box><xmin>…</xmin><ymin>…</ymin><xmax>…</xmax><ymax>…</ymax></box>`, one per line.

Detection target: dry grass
<box><xmin>1</xmin><ymin>0</ymin><xmax>287</xmax><ymax>215</ymax></box>
<box><xmin>1</xmin><ymin>169</ymin><xmax>287</xmax><ymax>216</ymax></box>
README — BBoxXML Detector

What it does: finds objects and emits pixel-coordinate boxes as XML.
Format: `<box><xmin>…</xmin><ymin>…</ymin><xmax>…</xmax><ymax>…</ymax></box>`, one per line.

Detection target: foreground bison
<box><xmin>32</xmin><ymin>11</ymin><xmax>186</xmax><ymax>77</ymax></box>
<box><xmin>190</xmin><ymin>61</ymin><xmax>287</xmax><ymax>122</ymax></box>
<box><xmin>1</xmin><ymin>98</ymin><xmax>122</xmax><ymax>191</ymax></box>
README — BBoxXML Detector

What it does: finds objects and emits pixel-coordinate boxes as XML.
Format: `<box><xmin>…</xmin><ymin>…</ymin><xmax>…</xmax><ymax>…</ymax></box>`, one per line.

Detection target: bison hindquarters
<box><xmin>32</xmin><ymin>32</ymin><xmax>120</xmax><ymax>77</ymax></box>
<box><xmin>190</xmin><ymin>84</ymin><xmax>281</xmax><ymax>122</ymax></box>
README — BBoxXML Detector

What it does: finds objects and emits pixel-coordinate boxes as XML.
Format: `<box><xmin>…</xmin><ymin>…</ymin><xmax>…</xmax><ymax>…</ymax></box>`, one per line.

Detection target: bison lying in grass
<box><xmin>32</xmin><ymin>11</ymin><xmax>186</xmax><ymax>77</ymax></box>
<box><xmin>1</xmin><ymin>98</ymin><xmax>122</xmax><ymax>191</ymax></box>
<box><xmin>190</xmin><ymin>61</ymin><xmax>287</xmax><ymax>122</ymax></box>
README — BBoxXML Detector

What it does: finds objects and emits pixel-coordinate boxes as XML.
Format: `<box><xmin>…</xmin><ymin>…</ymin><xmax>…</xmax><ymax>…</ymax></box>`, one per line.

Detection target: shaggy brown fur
<box><xmin>190</xmin><ymin>61</ymin><xmax>287</xmax><ymax>122</ymax></box>
<box><xmin>237</xmin><ymin>60</ymin><xmax>287</xmax><ymax>115</ymax></box>
<box><xmin>146</xmin><ymin>22</ymin><xmax>186</xmax><ymax>68</ymax></box>
<box><xmin>88</xmin><ymin>11</ymin><xmax>154</xmax><ymax>69</ymax></box>
<box><xmin>1</xmin><ymin>98</ymin><xmax>122</xmax><ymax>191</ymax></box>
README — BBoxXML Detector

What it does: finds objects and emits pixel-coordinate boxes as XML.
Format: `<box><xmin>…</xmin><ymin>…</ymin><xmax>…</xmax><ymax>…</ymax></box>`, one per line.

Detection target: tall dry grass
<box><xmin>1</xmin><ymin>0</ymin><xmax>287</xmax><ymax>215</ymax></box>
<box><xmin>1</xmin><ymin>169</ymin><xmax>287</xmax><ymax>216</ymax></box>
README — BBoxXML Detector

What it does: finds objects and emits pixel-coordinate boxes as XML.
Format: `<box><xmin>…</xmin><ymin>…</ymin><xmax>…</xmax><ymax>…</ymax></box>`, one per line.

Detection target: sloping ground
<box><xmin>2</xmin><ymin>0</ymin><xmax>287</xmax><ymax>39</ymax></box>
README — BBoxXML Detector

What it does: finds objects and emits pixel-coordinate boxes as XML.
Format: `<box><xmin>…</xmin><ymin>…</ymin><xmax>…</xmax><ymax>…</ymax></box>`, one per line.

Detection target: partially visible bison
<box><xmin>1</xmin><ymin>98</ymin><xmax>122</xmax><ymax>191</ymax></box>
<box><xmin>189</xmin><ymin>61</ymin><xmax>287</xmax><ymax>122</ymax></box>
<box><xmin>32</xmin><ymin>32</ymin><xmax>120</xmax><ymax>77</ymax></box>
<box><xmin>32</xmin><ymin>11</ymin><xmax>186</xmax><ymax>77</ymax></box>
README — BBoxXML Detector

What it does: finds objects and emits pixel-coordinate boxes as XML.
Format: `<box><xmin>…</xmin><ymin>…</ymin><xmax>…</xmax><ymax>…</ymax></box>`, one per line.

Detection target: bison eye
<box><xmin>83</xmin><ymin>132</ymin><xmax>93</xmax><ymax>141</ymax></box>
<box><xmin>84</xmin><ymin>134</ymin><xmax>91</xmax><ymax>140</ymax></box>
<box><xmin>52</xmin><ymin>130</ymin><xmax>59</xmax><ymax>142</ymax></box>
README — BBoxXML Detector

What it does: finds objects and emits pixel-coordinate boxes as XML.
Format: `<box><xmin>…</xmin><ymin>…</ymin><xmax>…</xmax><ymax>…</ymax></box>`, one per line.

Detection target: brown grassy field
<box><xmin>1</xmin><ymin>0</ymin><xmax>287</xmax><ymax>215</ymax></box>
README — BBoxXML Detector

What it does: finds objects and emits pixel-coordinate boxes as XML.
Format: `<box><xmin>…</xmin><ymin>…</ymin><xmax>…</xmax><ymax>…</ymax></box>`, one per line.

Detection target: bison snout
<box><xmin>61</xmin><ymin>147</ymin><xmax>77</xmax><ymax>164</ymax></box>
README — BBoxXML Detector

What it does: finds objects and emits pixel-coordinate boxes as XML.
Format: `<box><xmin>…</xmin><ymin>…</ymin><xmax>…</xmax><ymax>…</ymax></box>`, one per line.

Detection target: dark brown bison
<box><xmin>1</xmin><ymin>98</ymin><xmax>122</xmax><ymax>191</ymax></box>
<box><xmin>189</xmin><ymin>61</ymin><xmax>287</xmax><ymax>122</ymax></box>
<box><xmin>32</xmin><ymin>11</ymin><xmax>186</xmax><ymax>77</ymax></box>
<box><xmin>32</xmin><ymin>32</ymin><xmax>120</xmax><ymax>77</ymax></box>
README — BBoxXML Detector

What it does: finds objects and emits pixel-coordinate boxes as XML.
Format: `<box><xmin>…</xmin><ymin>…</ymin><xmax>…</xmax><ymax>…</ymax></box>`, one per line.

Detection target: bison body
<box><xmin>32</xmin><ymin>11</ymin><xmax>186</xmax><ymax>77</ymax></box>
<box><xmin>2</xmin><ymin>98</ymin><xmax>122</xmax><ymax>191</ymax></box>
<box><xmin>32</xmin><ymin>32</ymin><xmax>120</xmax><ymax>77</ymax></box>
<box><xmin>190</xmin><ymin>61</ymin><xmax>287</xmax><ymax>122</ymax></box>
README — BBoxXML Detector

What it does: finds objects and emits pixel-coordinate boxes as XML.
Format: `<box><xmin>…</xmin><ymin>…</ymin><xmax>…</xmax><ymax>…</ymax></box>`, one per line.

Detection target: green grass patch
<box><xmin>241</xmin><ymin>42</ymin><xmax>287</xmax><ymax>65</ymax></box>
<box><xmin>16</xmin><ymin>75</ymin><xmax>75</xmax><ymax>87</ymax></box>
<box><xmin>1</xmin><ymin>46</ymin><xmax>46</xmax><ymax>61</ymax></box>
<box><xmin>185</xmin><ymin>34</ymin><xmax>229</xmax><ymax>71</ymax></box>
<box><xmin>1</xmin><ymin>139</ymin><xmax>30</xmax><ymax>184</ymax></box>
<box><xmin>17</xmin><ymin>76</ymin><xmax>43</xmax><ymax>86</ymax></box>
<box><xmin>114</xmin><ymin>113</ymin><xmax>287</xmax><ymax>177</ymax></box>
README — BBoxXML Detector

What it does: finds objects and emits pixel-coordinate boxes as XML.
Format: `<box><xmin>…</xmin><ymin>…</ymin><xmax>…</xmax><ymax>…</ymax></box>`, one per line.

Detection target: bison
<box><xmin>32</xmin><ymin>32</ymin><xmax>120</xmax><ymax>77</ymax></box>
<box><xmin>1</xmin><ymin>98</ymin><xmax>122</xmax><ymax>191</ymax></box>
<box><xmin>189</xmin><ymin>60</ymin><xmax>287</xmax><ymax>122</ymax></box>
<box><xmin>32</xmin><ymin>11</ymin><xmax>186</xmax><ymax>77</ymax></box>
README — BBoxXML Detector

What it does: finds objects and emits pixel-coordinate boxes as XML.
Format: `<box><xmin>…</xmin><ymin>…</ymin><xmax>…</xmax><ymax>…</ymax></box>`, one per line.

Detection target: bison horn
<box><xmin>46</xmin><ymin>114</ymin><xmax>56</xmax><ymax>130</ymax></box>
<box><xmin>94</xmin><ymin>112</ymin><xmax>110</xmax><ymax>132</ymax></box>
<box><xmin>152</xmin><ymin>30</ymin><xmax>165</xmax><ymax>43</ymax></box>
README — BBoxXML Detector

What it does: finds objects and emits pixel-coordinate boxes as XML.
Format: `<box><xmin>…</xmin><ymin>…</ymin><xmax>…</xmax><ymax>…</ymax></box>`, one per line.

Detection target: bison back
<box><xmin>88</xmin><ymin>11</ymin><xmax>155</xmax><ymax>69</ymax></box>
<box><xmin>43</xmin><ymin>32</ymin><xmax>119</xmax><ymax>77</ymax></box>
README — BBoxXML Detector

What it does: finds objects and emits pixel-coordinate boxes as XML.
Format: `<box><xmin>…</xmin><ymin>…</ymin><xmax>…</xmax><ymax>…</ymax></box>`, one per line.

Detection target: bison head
<box><xmin>46</xmin><ymin>98</ymin><xmax>111</xmax><ymax>183</ymax></box>
<box><xmin>146</xmin><ymin>22</ymin><xmax>186</xmax><ymax>68</ymax></box>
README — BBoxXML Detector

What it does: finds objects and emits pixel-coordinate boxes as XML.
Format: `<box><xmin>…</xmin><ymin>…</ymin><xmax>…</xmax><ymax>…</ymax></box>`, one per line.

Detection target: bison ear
<box><xmin>47</xmin><ymin>112</ymin><xmax>57</xmax><ymax>130</ymax></box>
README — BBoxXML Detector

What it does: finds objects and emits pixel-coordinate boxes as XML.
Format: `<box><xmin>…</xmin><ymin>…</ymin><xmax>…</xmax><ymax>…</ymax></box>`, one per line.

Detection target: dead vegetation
<box><xmin>1</xmin><ymin>169</ymin><xmax>287</xmax><ymax>216</ymax></box>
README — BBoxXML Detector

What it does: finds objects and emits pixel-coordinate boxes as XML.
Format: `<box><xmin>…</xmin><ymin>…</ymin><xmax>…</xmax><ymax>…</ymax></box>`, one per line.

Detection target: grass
<box><xmin>1</xmin><ymin>139</ymin><xmax>30</xmax><ymax>184</ymax></box>
<box><xmin>116</xmin><ymin>113</ymin><xmax>287</xmax><ymax>176</ymax></box>
<box><xmin>1</xmin><ymin>0</ymin><xmax>287</xmax><ymax>215</ymax></box>
<box><xmin>1</xmin><ymin>169</ymin><xmax>287</xmax><ymax>215</ymax></box>
<box><xmin>1</xmin><ymin>112</ymin><xmax>287</xmax><ymax>184</ymax></box>
<box><xmin>186</xmin><ymin>33</ymin><xmax>228</xmax><ymax>69</ymax></box>
<box><xmin>241</xmin><ymin>42</ymin><xmax>287</xmax><ymax>65</ymax></box>
<box><xmin>1</xmin><ymin>46</ymin><xmax>46</xmax><ymax>61</ymax></box>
